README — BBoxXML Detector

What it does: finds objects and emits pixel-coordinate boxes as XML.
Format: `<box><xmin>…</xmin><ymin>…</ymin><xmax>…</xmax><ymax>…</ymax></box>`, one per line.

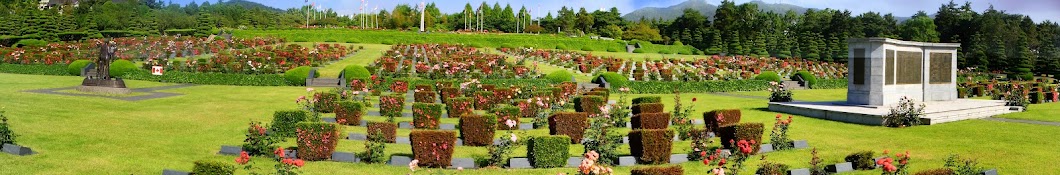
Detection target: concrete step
<box><xmin>308</xmin><ymin>78</ymin><xmax>343</xmax><ymax>87</ymax></box>
<box><xmin>922</xmin><ymin>105</ymin><xmax>1018</xmax><ymax>124</ymax></box>
<box><xmin>782</xmin><ymin>80</ymin><xmax>806</xmax><ymax>90</ymax></box>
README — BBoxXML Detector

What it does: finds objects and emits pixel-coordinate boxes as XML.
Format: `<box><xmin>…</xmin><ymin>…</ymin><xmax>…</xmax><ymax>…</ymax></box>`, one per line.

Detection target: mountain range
<box><xmin>623</xmin><ymin>0</ymin><xmax>811</xmax><ymax>21</ymax></box>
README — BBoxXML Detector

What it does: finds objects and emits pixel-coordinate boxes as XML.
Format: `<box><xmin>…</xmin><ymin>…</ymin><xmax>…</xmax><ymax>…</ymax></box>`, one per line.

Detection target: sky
<box><xmin>169</xmin><ymin>0</ymin><xmax>1060</xmax><ymax>22</ymax></box>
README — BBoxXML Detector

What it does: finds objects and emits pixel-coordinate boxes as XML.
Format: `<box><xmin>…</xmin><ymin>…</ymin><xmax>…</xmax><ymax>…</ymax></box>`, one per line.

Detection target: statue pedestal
<box><xmin>78</xmin><ymin>78</ymin><xmax>130</xmax><ymax>94</ymax></box>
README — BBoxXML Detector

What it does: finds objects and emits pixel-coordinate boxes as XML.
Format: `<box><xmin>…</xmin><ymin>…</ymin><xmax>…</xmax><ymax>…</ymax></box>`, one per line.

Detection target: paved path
<box><xmin>26</xmin><ymin>84</ymin><xmax>197</xmax><ymax>101</ymax></box>
<box><xmin>983</xmin><ymin>117</ymin><xmax>1060</xmax><ymax>126</ymax></box>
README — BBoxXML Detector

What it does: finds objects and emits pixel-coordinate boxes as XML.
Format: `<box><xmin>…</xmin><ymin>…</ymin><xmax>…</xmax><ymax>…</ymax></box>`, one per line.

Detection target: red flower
<box><xmin>692</xmin><ymin>98</ymin><xmax>697</xmax><ymax>102</ymax></box>
<box><xmin>718</xmin><ymin>158</ymin><xmax>727</xmax><ymax>166</ymax></box>
<box><xmin>702</xmin><ymin>158</ymin><xmax>710</xmax><ymax>165</ymax></box>
<box><xmin>775</xmin><ymin>114</ymin><xmax>782</xmax><ymax>119</ymax></box>
<box><xmin>235</xmin><ymin>151</ymin><xmax>250</xmax><ymax>165</ymax></box>
<box><xmin>699</xmin><ymin>151</ymin><xmax>707</xmax><ymax>157</ymax></box>
<box><xmin>293</xmin><ymin>159</ymin><xmax>305</xmax><ymax>167</ymax></box>
<box><xmin>274</xmin><ymin>147</ymin><xmax>286</xmax><ymax>158</ymax></box>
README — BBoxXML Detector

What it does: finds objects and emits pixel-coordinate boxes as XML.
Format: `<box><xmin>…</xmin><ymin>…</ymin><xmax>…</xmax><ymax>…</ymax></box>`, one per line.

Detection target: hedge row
<box><xmin>548</xmin><ymin>112</ymin><xmax>589</xmax><ymax>144</ymax></box>
<box><xmin>574</xmin><ymin>95</ymin><xmax>606</xmax><ymax>115</ymax></box>
<box><xmin>439</xmin><ymin>87</ymin><xmax>460</xmax><ymax>102</ymax></box>
<box><xmin>629</xmin><ymin>129</ymin><xmax>674</xmax><ymax>164</ymax></box>
<box><xmin>313</xmin><ymin>92</ymin><xmax>339</xmax><ymax>113</ymax></box>
<box><xmin>414</xmin><ymin>91</ymin><xmax>437</xmax><ymax>103</ymax></box>
<box><xmin>718</xmin><ymin>123</ymin><xmax>764</xmax><ymax>154</ymax></box>
<box><xmin>446</xmin><ymin>97</ymin><xmax>474</xmax><ymax>117</ymax></box>
<box><xmin>294</xmin><ymin>122</ymin><xmax>340</xmax><ymax>161</ymax></box>
<box><xmin>379</xmin><ymin>94</ymin><xmax>406</xmax><ymax>119</ymax></box>
<box><xmin>410</xmin><ymin>130</ymin><xmax>457</xmax><ymax>168</ymax></box>
<box><xmin>491</xmin><ymin>105</ymin><xmax>521</xmax><ymax>130</ymax></box>
<box><xmin>474</xmin><ymin>91</ymin><xmax>495</xmax><ymax>110</ymax></box>
<box><xmin>412</xmin><ymin>103</ymin><xmax>443</xmax><ymax>129</ymax></box>
<box><xmin>122</xmin><ymin>70</ymin><xmax>290</xmax><ymax>86</ymax></box>
<box><xmin>528</xmin><ymin>135</ymin><xmax>571</xmax><ymax>168</ymax></box>
<box><xmin>269</xmin><ymin>110</ymin><xmax>309</xmax><ymax>137</ymax></box>
<box><xmin>367</xmin><ymin>122</ymin><xmax>397</xmax><ymax>143</ymax></box>
<box><xmin>631</xmin><ymin>165</ymin><xmax>684</xmax><ymax>175</ymax></box>
<box><xmin>624</xmin><ymin>80</ymin><xmax>770</xmax><ymax>94</ymax></box>
<box><xmin>632</xmin><ymin>103</ymin><xmax>664</xmax><ymax>115</ymax></box>
<box><xmin>704</xmin><ymin>109</ymin><xmax>742</xmax><ymax>133</ymax></box>
<box><xmin>632</xmin><ymin>96</ymin><xmax>662</xmax><ymax>105</ymax></box>
<box><xmin>632</xmin><ymin>113</ymin><xmax>671</xmax><ymax>130</ymax></box>
<box><xmin>813</xmin><ymin>79</ymin><xmax>849</xmax><ymax>89</ymax></box>
<box><xmin>375</xmin><ymin>78</ymin><xmax>554</xmax><ymax>92</ymax></box>
<box><xmin>458</xmin><ymin>114</ymin><xmax>496</xmax><ymax>146</ymax></box>
<box><xmin>335</xmin><ymin>101</ymin><xmax>365</xmax><ymax>126</ymax></box>
<box><xmin>0</xmin><ymin>63</ymin><xmax>70</xmax><ymax>76</ymax></box>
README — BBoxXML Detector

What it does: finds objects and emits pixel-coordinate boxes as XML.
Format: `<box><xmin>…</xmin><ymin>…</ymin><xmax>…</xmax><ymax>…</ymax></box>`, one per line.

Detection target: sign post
<box><xmin>151</xmin><ymin>66</ymin><xmax>164</xmax><ymax>76</ymax></box>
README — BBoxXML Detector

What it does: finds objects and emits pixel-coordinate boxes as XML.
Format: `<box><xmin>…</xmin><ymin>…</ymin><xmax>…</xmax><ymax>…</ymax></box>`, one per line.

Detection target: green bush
<box><xmin>581</xmin><ymin>46</ymin><xmax>593</xmax><ymax>51</ymax></box>
<box><xmin>120</xmin><ymin>70</ymin><xmax>289</xmax><ymax>86</ymax></box>
<box><xmin>269</xmin><ymin>110</ymin><xmax>309</xmax><ymax>137</ymax></box>
<box><xmin>163</xmin><ymin>29</ymin><xmax>197</xmax><ymax>36</ymax></box>
<box><xmin>0</xmin><ymin>110</ymin><xmax>16</xmax><ymax>145</ymax></box>
<box><xmin>294</xmin><ymin>122</ymin><xmax>340</xmax><ymax>161</ymax></box>
<box><xmin>284</xmin><ymin>66</ymin><xmax>315</xmax><ymax>86</ymax></box>
<box><xmin>754</xmin><ymin>71</ymin><xmax>781</xmax><ymax>82</ymax></box>
<box><xmin>632</xmin><ymin>96</ymin><xmax>662</xmax><ymax>105</ymax></box>
<box><xmin>594</xmin><ymin>72</ymin><xmax>629</xmax><ymax>88</ymax></box>
<box><xmin>631</xmin><ymin>165</ymin><xmax>684</xmax><ymax>175</ymax></box>
<box><xmin>794</xmin><ymin>71</ymin><xmax>817</xmax><ymax>88</ymax></box>
<box><xmin>626</xmin><ymin>80</ymin><xmax>770</xmax><ymax>93</ymax></box>
<box><xmin>342</xmin><ymin>65</ymin><xmax>371</xmax><ymax>81</ymax></box>
<box><xmin>545</xmin><ymin>70</ymin><xmax>574</xmax><ymax>83</ymax></box>
<box><xmin>528</xmin><ymin>135</ymin><xmax>570</xmax><ymax>168</ymax></box>
<box><xmin>813</xmin><ymin>79</ymin><xmax>848</xmax><ymax>89</ymax></box>
<box><xmin>13</xmin><ymin>39</ymin><xmax>47</xmax><ymax>47</ymax></box>
<box><xmin>718</xmin><ymin>123</ymin><xmax>764</xmax><ymax>153</ymax></box>
<box><xmin>756</xmin><ymin>162</ymin><xmax>791</xmax><ymax>175</ymax></box>
<box><xmin>845</xmin><ymin>151</ymin><xmax>876</xmax><ymax>170</ymax></box>
<box><xmin>108</xmin><ymin>60</ymin><xmax>138</xmax><ymax>77</ymax></box>
<box><xmin>67</xmin><ymin>60</ymin><xmax>92</xmax><ymax>76</ymax></box>
<box><xmin>628</xmin><ymin>129</ymin><xmax>674</xmax><ymax>164</ymax></box>
<box><xmin>192</xmin><ymin>160</ymin><xmax>235</xmax><ymax>175</ymax></box>
<box><xmin>0</xmin><ymin>64</ymin><xmax>70</xmax><ymax>76</ymax></box>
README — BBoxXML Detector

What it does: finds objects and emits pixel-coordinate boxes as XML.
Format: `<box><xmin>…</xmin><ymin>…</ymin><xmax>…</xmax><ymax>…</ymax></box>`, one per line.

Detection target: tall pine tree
<box><xmin>1010</xmin><ymin>36</ymin><xmax>1034</xmax><ymax>80</ymax></box>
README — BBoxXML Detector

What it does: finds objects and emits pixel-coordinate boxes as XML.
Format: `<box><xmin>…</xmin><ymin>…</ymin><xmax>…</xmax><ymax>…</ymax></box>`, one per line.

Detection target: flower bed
<box><xmin>632</xmin><ymin>113</ymin><xmax>671</xmax><ymax>130</ymax></box>
<box><xmin>628</xmin><ymin>129</ymin><xmax>674</xmax><ymax>164</ymax></box>
<box><xmin>439</xmin><ymin>87</ymin><xmax>460</xmax><ymax>103</ymax></box>
<box><xmin>366</xmin><ymin>122</ymin><xmax>397</xmax><ymax>143</ymax></box>
<box><xmin>414</xmin><ymin>91</ymin><xmax>436</xmax><ymax>103</ymax></box>
<box><xmin>313</xmin><ymin>92</ymin><xmax>339</xmax><ymax>113</ymax></box>
<box><xmin>295</xmin><ymin>122</ymin><xmax>340</xmax><ymax>161</ymax></box>
<box><xmin>412</xmin><ymin>103</ymin><xmax>443</xmax><ymax>129</ymax></box>
<box><xmin>269</xmin><ymin>110</ymin><xmax>309</xmax><ymax>137</ymax></box>
<box><xmin>548</xmin><ymin>112</ymin><xmax>589</xmax><ymax>144</ymax></box>
<box><xmin>458</xmin><ymin>114</ymin><xmax>496</xmax><ymax>146</ymax></box>
<box><xmin>379</xmin><ymin>94</ymin><xmax>405</xmax><ymax>120</ymax></box>
<box><xmin>445</xmin><ymin>97</ymin><xmax>474</xmax><ymax>118</ymax></box>
<box><xmin>528</xmin><ymin>135</ymin><xmax>571</xmax><ymax>168</ymax></box>
<box><xmin>704</xmin><ymin>109</ymin><xmax>742</xmax><ymax>133</ymax></box>
<box><xmin>370</xmin><ymin>44</ymin><xmax>541</xmax><ymax>79</ymax></box>
<box><xmin>491</xmin><ymin>105</ymin><xmax>521</xmax><ymax>130</ymax></box>
<box><xmin>390</xmin><ymin>80</ymin><xmax>409</xmax><ymax>93</ymax></box>
<box><xmin>410</xmin><ymin>130</ymin><xmax>456</xmax><ymax>168</ymax></box>
<box><xmin>718</xmin><ymin>123</ymin><xmax>764</xmax><ymax>154</ymax></box>
<box><xmin>334</xmin><ymin>101</ymin><xmax>365</xmax><ymax>126</ymax></box>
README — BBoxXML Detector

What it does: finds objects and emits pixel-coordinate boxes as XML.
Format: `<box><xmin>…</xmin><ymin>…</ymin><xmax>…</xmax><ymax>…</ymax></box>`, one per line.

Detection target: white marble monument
<box><xmin>846</xmin><ymin>38</ymin><xmax>960</xmax><ymax>106</ymax></box>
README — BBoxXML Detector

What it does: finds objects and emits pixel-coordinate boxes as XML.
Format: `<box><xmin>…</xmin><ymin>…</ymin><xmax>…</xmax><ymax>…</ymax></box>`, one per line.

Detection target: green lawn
<box><xmin>1</xmin><ymin>73</ymin><xmax>1059</xmax><ymax>174</ymax></box>
<box><xmin>995</xmin><ymin>102</ymin><xmax>1060</xmax><ymax>122</ymax></box>
<box><xmin>315</xmin><ymin>44</ymin><xmax>390</xmax><ymax>78</ymax></box>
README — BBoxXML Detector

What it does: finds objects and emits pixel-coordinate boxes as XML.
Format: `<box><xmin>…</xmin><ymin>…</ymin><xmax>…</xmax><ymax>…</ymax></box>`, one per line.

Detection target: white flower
<box><xmin>510</xmin><ymin>133</ymin><xmax>518</xmax><ymax>142</ymax></box>
<box><xmin>409</xmin><ymin>159</ymin><xmax>419</xmax><ymax>171</ymax></box>
<box><xmin>306</xmin><ymin>88</ymin><xmax>315</xmax><ymax>92</ymax></box>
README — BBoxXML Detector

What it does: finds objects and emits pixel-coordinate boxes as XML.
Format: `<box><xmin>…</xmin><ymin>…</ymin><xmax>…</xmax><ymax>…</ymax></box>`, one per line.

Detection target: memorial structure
<box><xmin>769</xmin><ymin>38</ymin><xmax>1020</xmax><ymax>125</ymax></box>
<box><xmin>77</xmin><ymin>40</ymin><xmax>131</xmax><ymax>94</ymax></box>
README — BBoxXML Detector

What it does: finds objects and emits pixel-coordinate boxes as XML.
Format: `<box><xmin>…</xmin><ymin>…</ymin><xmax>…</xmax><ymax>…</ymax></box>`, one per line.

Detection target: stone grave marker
<box><xmin>508</xmin><ymin>158</ymin><xmax>532</xmax><ymax>168</ymax></box>
<box><xmin>388</xmin><ymin>155</ymin><xmax>413</xmax><ymax>166</ymax></box>
<box><xmin>981</xmin><ymin>169</ymin><xmax>998</xmax><ymax>175</ymax></box>
<box><xmin>566</xmin><ymin>157</ymin><xmax>583</xmax><ymax>167</ymax></box>
<box><xmin>332</xmin><ymin>152</ymin><xmax>359</xmax><ymax>163</ymax></box>
<box><xmin>618</xmin><ymin>156</ymin><xmax>636</xmax><ymax>166</ymax></box>
<box><xmin>789</xmin><ymin>168</ymin><xmax>811</xmax><ymax>175</ymax></box>
<box><xmin>322</xmin><ymin>118</ymin><xmax>337</xmax><ymax>123</ymax></box>
<box><xmin>450</xmin><ymin>158</ymin><xmax>476</xmax><ymax>169</ymax></box>
<box><xmin>759</xmin><ymin>144</ymin><xmax>775</xmax><ymax>153</ymax></box>
<box><xmin>669</xmin><ymin>154</ymin><xmax>689</xmax><ymax>164</ymax></box>
<box><xmin>518</xmin><ymin>123</ymin><xmax>533</xmax><ymax>130</ymax></box>
<box><xmin>398</xmin><ymin>122</ymin><xmax>412</xmax><ymax>129</ymax></box>
<box><xmin>440</xmin><ymin>123</ymin><xmax>456</xmax><ymax>130</ymax></box>
<box><xmin>792</xmin><ymin>140</ymin><xmax>809</xmax><ymax>149</ymax></box>
<box><xmin>348</xmin><ymin>133</ymin><xmax>367</xmax><ymax>140</ymax></box>
<box><xmin>161</xmin><ymin>169</ymin><xmax>190</xmax><ymax>175</ymax></box>
<box><xmin>396</xmin><ymin>137</ymin><xmax>411</xmax><ymax>144</ymax></box>
<box><xmin>2</xmin><ymin>144</ymin><xmax>33</xmax><ymax>156</ymax></box>
<box><xmin>218</xmin><ymin>145</ymin><xmax>242</xmax><ymax>155</ymax></box>
<box><xmin>826</xmin><ymin>162</ymin><xmax>854</xmax><ymax>173</ymax></box>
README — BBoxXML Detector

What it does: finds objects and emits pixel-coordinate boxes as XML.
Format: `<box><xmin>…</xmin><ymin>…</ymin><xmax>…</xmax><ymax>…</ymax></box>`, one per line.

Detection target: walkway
<box><xmin>26</xmin><ymin>84</ymin><xmax>197</xmax><ymax>101</ymax></box>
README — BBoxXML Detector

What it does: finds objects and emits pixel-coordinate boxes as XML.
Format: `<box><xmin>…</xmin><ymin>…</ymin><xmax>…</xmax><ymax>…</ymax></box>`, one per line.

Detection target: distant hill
<box><xmin>623</xmin><ymin>0</ymin><xmax>812</xmax><ymax>21</ymax></box>
<box><xmin>222</xmin><ymin>0</ymin><xmax>282</xmax><ymax>12</ymax></box>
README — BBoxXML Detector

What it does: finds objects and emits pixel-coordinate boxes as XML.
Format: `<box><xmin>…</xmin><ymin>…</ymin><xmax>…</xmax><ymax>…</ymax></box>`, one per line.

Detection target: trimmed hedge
<box><xmin>284</xmin><ymin>66</ymin><xmax>314</xmax><ymax>86</ymax></box>
<box><xmin>120</xmin><ymin>70</ymin><xmax>289</xmax><ymax>86</ymax></box>
<box><xmin>446</xmin><ymin>97</ymin><xmax>474</xmax><ymax>118</ymax></box>
<box><xmin>14</xmin><ymin>39</ymin><xmax>47</xmax><ymax>47</ymax></box>
<box><xmin>631</xmin><ymin>165</ymin><xmax>684</xmax><ymax>175</ymax></box>
<box><xmin>845</xmin><ymin>151</ymin><xmax>876</xmax><ymax>170</ymax></box>
<box><xmin>192</xmin><ymin>160</ymin><xmax>236</xmax><ymax>175</ymax></box>
<box><xmin>545</xmin><ymin>70</ymin><xmax>574</xmax><ymax>83</ymax></box>
<box><xmin>412</xmin><ymin>103</ymin><xmax>443</xmax><ymax>129</ymax></box>
<box><xmin>548</xmin><ymin>112</ymin><xmax>589</xmax><ymax>144</ymax></box>
<box><xmin>109</xmin><ymin>60</ymin><xmax>138</xmax><ymax>77</ymax></box>
<box><xmin>629</xmin><ymin>129</ymin><xmax>674</xmax><ymax>164</ymax></box>
<box><xmin>632</xmin><ymin>103</ymin><xmax>664</xmax><ymax>115</ymax></box>
<box><xmin>294</xmin><ymin>122</ymin><xmax>340</xmax><ymax>161</ymax></box>
<box><xmin>491</xmin><ymin>105</ymin><xmax>521</xmax><ymax>130</ymax></box>
<box><xmin>594</xmin><ymin>72</ymin><xmax>629</xmax><ymax>87</ymax></box>
<box><xmin>367</xmin><ymin>122</ymin><xmax>397</xmax><ymax>143</ymax></box>
<box><xmin>474</xmin><ymin>91</ymin><xmax>495</xmax><ymax>110</ymax></box>
<box><xmin>632</xmin><ymin>113</ymin><xmax>671</xmax><ymax>130</ymax></box>
<box><xmin>0</xmin><ymin>64</ymin><xmax>70</xmax><ymax>76</ymax></box>
<box><xmin>528</xmin><ymin>135</ymin><xmax>571</xmax><ymax>168</ymax></box>
<box><xmin>574</xmin><ymin>95</ymin><xmax>606</xmax><ymax>115</ymax></box>
<box><xmin>913</xmin><ymin>168</ymin><xmax>955</xmax><ymax>175</ymax></box>
<box><xmin>458</xmin><ymin>114</ymin><xmax>496</xmax><ymax>146</ymax></box>
<box><xmin>754</xmin><ymin>71</ymin><xmax>781</xmax><ymax>82</ymax></box>
<box><xmin>313</xmin><ymin>92</ymin><xmax>339</xmax><ymax>113</ymax></box>
<box><xmin>414</xmin><ymin>91</ymin><xmax>437</xmax><ymax>103</ymax></box>
<box><xmin>439</xmin><ymin>87</ymin><xmax>460</xmax><ymax>102</ymax></box>
<box><xmin>410</xmin><ymin>130</ymin><xmax>457</xmax><ymax>168</ymax></box>
<box><xmin>67</xmin><ymin>60</ymin><xmax>92</xmax><ymax>76</ymax></box>
<box><xmin>269</xmin><ymin>110</ymin><xmax>309</xmax><ymax>137</ymax></box>
<box><xmin>794</xmin><ymin>71</ymin><xmax>817</xmax><ymax>88</ymax></box>
<box><xmin>718</xmin><ymin>123</ymin><xmax>764</xmax><ymax>154</ymax></box>
<box><xmin>813</xmin><ymin>79</ymin><xmax>848</xmax><ymax>89</ymax></box>
<box><xmin>379</xmin><ymin>94</ymin><xmax>406</xmax><ymax>119</ymax></box>
<box><xmin>756</xmin><ymin>162</ymin><xmax>791</xmax><ymax>175</ymax></box>
<box><xmin>335</xmin><ymin>101</ymin><xmax>365</xmax><ymax>126</ymax></box>
<box><xmin>704</xmin><ymin>109</ymin><xmax>742</xmax><ymax>133</ymax></box>
<box><xmin>625</xmin><ymin>80</ymin><xmax>770</xmax><ymax>94</ymax></box>
<box><xmin>632</xmin><ymin>96</ymin><xmax>662</xmax><ymax>105</ymax></box>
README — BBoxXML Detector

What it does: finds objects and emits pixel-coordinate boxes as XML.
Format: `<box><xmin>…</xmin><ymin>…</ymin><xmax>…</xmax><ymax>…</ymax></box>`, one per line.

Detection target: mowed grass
<box><xmin>1</xmin><ymin>73</ymin><xmax>1059</xmax><ymax>174</ymax></box>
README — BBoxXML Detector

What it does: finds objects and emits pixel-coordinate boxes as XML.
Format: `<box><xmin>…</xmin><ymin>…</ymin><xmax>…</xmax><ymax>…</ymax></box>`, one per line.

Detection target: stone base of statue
<box><xmin>78</xmin><ymin>78</ymin><xmax>130</xmax><ymax>94</ymax></box>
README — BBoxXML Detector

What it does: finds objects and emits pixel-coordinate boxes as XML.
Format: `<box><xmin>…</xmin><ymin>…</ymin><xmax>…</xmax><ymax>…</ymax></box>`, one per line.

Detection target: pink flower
<box><xmin>505</xmin><ymin>119</ymin><xmax>517</xmax><ymax>128</ymax></box>
<box><xmin>409</xmin><ymin>159</ymin><xmax>419</xmax><ymax>171</ymax></box>
<box><xmin>510</xmin><ymin>133</ymin><xmax>518</xmax><ymax>142</ymax></box>
<box><xmin>306</xmin><ymin>88</ymin><xmax>315</xmax><ymax>92</ymax></box>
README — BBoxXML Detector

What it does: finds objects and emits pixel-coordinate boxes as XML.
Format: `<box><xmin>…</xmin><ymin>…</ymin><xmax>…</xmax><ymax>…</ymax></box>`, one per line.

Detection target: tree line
<box><xmin>0</xmin><ymin>0</ymin><xmax>1057</xmax><ymax>77</ymax></box>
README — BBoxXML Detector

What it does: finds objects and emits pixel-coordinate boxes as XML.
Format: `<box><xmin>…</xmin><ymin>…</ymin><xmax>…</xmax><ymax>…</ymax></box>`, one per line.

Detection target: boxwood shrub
<box><xmin>545</xmin><ymin>70</ymin><xmax>574</xmax><ymax>83</ymax></box>
<box><xmin>379</xmin><ymin>94</ymin><xmax>406</xmax><ymax>119</ymax></box>
<box><xmin>632</xmin><ymin>96</ymin><xmax>662</xmax><ymax>105</ymax></box>
<box><xmin>414</xmin><ymin>91</ymin><xmax>436</xmax><ymax>103</ymax></box>
<box><xmin>410</xmin><ymin>130</ymin><xmax>457</xmax><ymax>168</ymax></box>
<box><xmin>108</xmin><ymin>60</ymin><xmax>138</xmax><ymax>77</ymax></box>
<box><xmin>628</xmin><ymin>129</ymin><xmax>674</xmax><ymax>164</ymax></box>
<box><xmin>632</xmin><ymin>113</ymin><xmax>671</xmax><ymax>130</ymax></box>
<box><xmin>528</xmin><ymin>135</ymin><xmax>571</xmax><ymax>168</ymax></box>
<box><xmin>446</xmin><ymin>97</ymin><xmax>474</xmax><ymax>118</ymax></box>
<box><xmin>548</xmin><ymin>112</ymin><xmax>589</xmax><ymax>144</ymax></box>
<box><xmin>192</xmin><ymin>160</ymin><xmax>235</xmax><ymax>175</ymax></box>
<box><xmin>367</xmin><ymin>122</ymin><xmax>397</xmax><ymax>143</ymax></box>
<box><xmin>119</xmin><ymin>70</ymin><xmax>289</xmax><ymax>86</ymax></box>
<box><xmin>632</xmin><ymin>103</ymin><xmax>664</xmax><ymax>115</ymax></box>
<box><xmin>458</xmin><ymin>114</ymin><xmax>496</xmax><ymax>146</ymax></box>
<box><xmin>439</xmin><ymin>87</ymin><xmax>460</xmax><ymax>102</ymax></box>
<box><xmin>626</xmin><ymin>80</ymin><xmax>769</xmax><ymax>94</ymax></box>
<box><xmin>473</xmin><ymin>91</ymin><xmax>495</xmax><ymax>110</ymax></box>
<box><xmin>0</xmin><ymin>64</ymin><xmax>70</xmax><ymax>76</ymax></box>
<box><xmin>845</xmin><ymin>151</ymin><xmax>876</xmax><ymax>170</ymax></box>
<box><xmin>342</xmin><ymin>65</ymin><xmax>371</xmax><ymax>81</ymax></box>
<box><xmin>294</xmin><ymin>122</ymin><xmax>340</xmax><ymax>161</ymax></box>
<box><xmin>269</xmin><ymin>110</ymin><xmax>309</xmax><ymax>137</ymax></box>
<box><xmin>284</xmin><ymin>66</ymin><xmax>314</xmax><ymax>86</ymax></box>
<box><xmin>412</xmin><ymin>103</ymin><xmax>443</xmax><ymax>129</ymax></box>
<box><xmin>631</xmin><ymin>165</ymin><xmax>684</xmax><ymax>175</ymax></box>
<box><xmin>67</xmin><ymin>60</ymin><xmax>92</xmax><ymax>76</ymax></box>
<box><xmin>335</xmin><ymin>101</ymin><xmax>365</xmax><ymax>126</ymax></box>
<box><xmin>718</xmin><ymin>123</ymin><xmax>764</xmax><ymax>154</ymax></box>
<box><xmin>754</xmin><ymin>71</ymin><xmax>781</xmax><ymax>82</ymax></box>
<box><xmin>491</xmin><ymin>105</ymin><xmax>521</xmax><ymax>130</ymax></box>
<box><xmin>703</xmin><ymin>109</ymin><xmax>741</xmax><ymax>133</ymax></box>
<box><xmin>574</xmin><ymin>95</ymin><xmax>605</xmax><ymax>115</ymax></box>
<box><xmin>756</xmin><ymin>162</ymin><xmax>791</xmax><ymax>175</ymax></box>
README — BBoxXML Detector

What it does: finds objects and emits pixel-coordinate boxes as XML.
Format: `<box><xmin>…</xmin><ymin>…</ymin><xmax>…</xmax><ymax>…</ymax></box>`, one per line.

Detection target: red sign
<box><xmin>151</xmin><ymin>66</ymin><xmax>164</xmax><ymax>75</ymax></box>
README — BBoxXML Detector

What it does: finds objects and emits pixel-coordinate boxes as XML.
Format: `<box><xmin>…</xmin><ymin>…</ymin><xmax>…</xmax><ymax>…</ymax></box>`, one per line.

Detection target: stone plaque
<box><xmin>896</xmin><ymin>51</ymin><xmax>923</xmax><ymax>84</ymax></box>
<box><xmin>886</xmin><ymin>49</ymin><xmax>896</xmax><ymax>85</ymax></box>
<box><xmin>852</xmin><ymin>49</ymin><xmax>866</xmax><ymax>85</ymax></box>
<box><xmin>929</xmin><ymin>52</ymin><xmax>952</xmax><ymax>84</ymax></box>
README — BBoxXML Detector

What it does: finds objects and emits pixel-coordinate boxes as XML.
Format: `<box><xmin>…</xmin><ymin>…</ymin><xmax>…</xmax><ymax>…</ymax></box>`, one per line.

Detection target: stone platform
<box><xmin>768</xmin><ymin>99</ymin><xmax>1021</xmax><ymax>125</ymax></box>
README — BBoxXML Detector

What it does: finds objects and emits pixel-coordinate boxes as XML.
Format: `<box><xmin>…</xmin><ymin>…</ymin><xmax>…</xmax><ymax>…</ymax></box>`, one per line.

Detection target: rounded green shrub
<box><xmin>794</xmin><ymin>71</ymin><xmax>817</xmax><ymax>88</ymax></box>
<box><xmin>754</xmin><ymin>71</ymin><xmax>781</xmax><ymax>82</ymax></box>
<box><xmin>342</xmin><ymin>65</ymin><xmax>371</xmax><ymax>81</ymax></box>
<box><xmin>632</xmin><ymin>49</ymin><xmax>645</xmax><ymax>53</ymax></box>
<box><xmin>14</xmin><ymin>39</ymin><xmax>47</xmax><ymax>47</ymax></box>
<box><xmin>545</xmin><ymin>70</ymin><xmax>574</xmax><ymax>83</ymax></box>
<box><xmin>284</xmin><ymin>66</ymin><xmax>316</xmax><ymax>86</ymax></box>
<box><xmin>580</xmin><ymin>46</ymin><xmax>593</xmax><ymax>51</ymax></box>
<box><xmin>108</xmin><ymin>60</ymin><xmax>138</xmax><ymax>77</ymax></box>
<box><xmin>192</xmin><ymin>160</ymin><xmax>235</xmax><ymax>175</ymax></box>
<box><xmin>67</xmin><ymin>60</ymin><xmax>92</xmax><ymax>76</ymax></box>
<box><xmin>555</xmin><ymin>45</ymin><xmax>568</xmax><ymax>50</ymax></box>
<box><xmin>606</xmin><ymin>47</ymin><xmax>619</xmax><ymax>52</ymax></box>
<box><xmin>594</xmin><ymin>72</ymin><xmax>628</xmax><ymax>88</ymax></box>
